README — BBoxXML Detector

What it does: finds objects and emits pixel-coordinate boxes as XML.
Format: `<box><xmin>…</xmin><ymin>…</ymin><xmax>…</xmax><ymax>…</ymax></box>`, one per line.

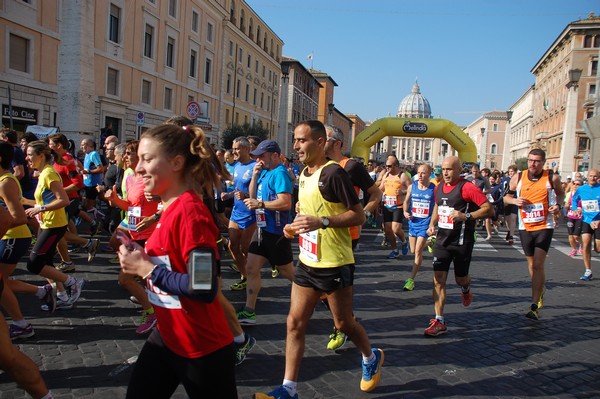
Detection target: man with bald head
<box><xmin>570</xmin><ymin>168</ymin><xmax>600</xmax><ymax>281</ymax></box>
<box><xmin>425</xmin><ymin>156</ymin><xmax>493</xmax><ymax>336</ymax></box>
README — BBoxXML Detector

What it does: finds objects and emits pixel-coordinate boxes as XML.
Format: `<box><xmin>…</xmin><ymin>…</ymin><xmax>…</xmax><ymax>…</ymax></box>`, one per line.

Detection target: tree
<box><xmin>221</xmin><ymin>122</ymin><xmax>269</xmax><ymax>150</ymax></box>
<box><xmin>515</xmin><ymin>157</ymin><xmax>528</xmax><ymax>171</ymax></box>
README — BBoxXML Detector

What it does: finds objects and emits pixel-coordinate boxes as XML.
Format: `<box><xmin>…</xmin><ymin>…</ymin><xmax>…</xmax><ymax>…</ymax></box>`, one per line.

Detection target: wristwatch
<box><xmin>258</xmin><ymin>200</ymin><xmax>264</xmax><ymax>209</ymax></box>
<box><xmin>465</xmin><ymin>212</ymin><xmax>472</xmax><ymax>220</ymax></box>
<box><xmin>40</xmin><ymin>205</ymin><xmax>47</xmax><ymax>212</ymax></box>
<box><xmin>321</xmin><ymin>217</ymin><xmax>330</xmax><ymax>229</ymax></box>
<box><xmin>153</xmin><ymin>212</ymin><xmax>161</xmax><ymax>221</ymax></box>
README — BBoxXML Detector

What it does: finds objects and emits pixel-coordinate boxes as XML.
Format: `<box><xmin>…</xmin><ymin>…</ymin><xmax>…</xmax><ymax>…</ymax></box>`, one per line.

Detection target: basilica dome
<box><xmin>397</xmin><ymin>81</ymin><xmax>432</xmax><ymax>119</ymax></box>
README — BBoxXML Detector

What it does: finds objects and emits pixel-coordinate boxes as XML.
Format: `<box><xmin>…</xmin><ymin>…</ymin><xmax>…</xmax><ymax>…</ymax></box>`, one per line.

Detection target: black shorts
<box><xmin>519</xmin><ymin>229</ymin><xmax>553</xmax><ymax>256</ymax></box>
<box><xmin>504</xmin><ymin>204</ymin><xmax>518</xmax><ymax>216</ymax></box>
<box><xmin>581</xmin><ymin>222</ymin><xmax>600</xmax><ymax>239</ymax></box>
<box><xmin>249</xmin><ymin>230</ymin><xmax>293</xmax><ymax>266</ymax></box>
<box><xmin>566</xmin><ymin>218</ymin><xmax>582</xmax><ymax>236</ymax></box>
<box><xmin>66</xmin><ymin>197</ymin><xmax>81</xmax><ymax>220</ymax></box>
<box><xmin>84</xmin><ymin>186</ymin><xmax>99</xmax><ymax>200</ymax></box>
<box><xmin>432</xmin><ymin>241</ymin><xmax>475</xmax><ymax>277</ymax></box>
<box><xmin>28</xmin><ymin>226</ymin><xmax>67</xmax><ymax>274</ymax></box>
<box><xmin>294</xmin><ymin>261</ymin><xmax>354</xmax><ymax>294</ymax></box>
<box><xmin>383</xmin><ymin>207</ymin><xmax>404</xmax><ymax>223</ymax></box>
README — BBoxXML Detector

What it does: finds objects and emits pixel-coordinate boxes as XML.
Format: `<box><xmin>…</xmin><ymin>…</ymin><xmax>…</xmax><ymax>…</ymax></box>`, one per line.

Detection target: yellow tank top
<box><xmin>298</xmin><ymin>161</ymin><xmax>354</xmax><ymax>268</ymax></box>
<box><xmin>0</xmin><ymin>173</ymin><xmax>32</xmax><ymax>239</ymax></box>
<box><xmin>35</xmin><ymin>165</ymin><xmax>68</xmax><ymax>229</ymax></box>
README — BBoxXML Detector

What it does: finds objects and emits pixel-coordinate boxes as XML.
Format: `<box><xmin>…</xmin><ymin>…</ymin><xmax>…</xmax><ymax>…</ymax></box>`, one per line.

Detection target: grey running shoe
<box><xmin>87</xmin><ymin>238</ymin><xmax>100</xmax><ymax>262</ymax></box>
<box><xmin>41</xmin><ymin>283</ymin><xmax>57</xmax><ymax>313</ymax></box>
<box><xmin>66</xmin><ymin>278</ymin><xmax>85</xmax><ymax>305</ymax></box>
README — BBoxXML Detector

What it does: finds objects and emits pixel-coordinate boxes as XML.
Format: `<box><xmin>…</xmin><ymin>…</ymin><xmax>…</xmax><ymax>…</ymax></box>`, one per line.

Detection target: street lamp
<box><xmin>566</xmin><ymin>68</ymin><xmax>583</xmax><ymax>90</ymax></box>
<box><xmin>327</xmin><ymin>103</ymin><xmax>334</xmax><ymax>125</ymax></box>
<box><xmin>480</xmin><ymin>127</ymin><xmax>487</xmax><ymax>167</ymax></box>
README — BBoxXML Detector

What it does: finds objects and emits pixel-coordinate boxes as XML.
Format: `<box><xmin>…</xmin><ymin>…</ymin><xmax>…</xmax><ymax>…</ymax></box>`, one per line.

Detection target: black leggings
<box><xmin>126</xmin><ymin>329</ymin><xmax>237</xmax><ymax>399</ymax></box>
<box><xmin>27</xmin><ymin>226</ymin><xmax>67</xmax><ymax>274</ymax></box>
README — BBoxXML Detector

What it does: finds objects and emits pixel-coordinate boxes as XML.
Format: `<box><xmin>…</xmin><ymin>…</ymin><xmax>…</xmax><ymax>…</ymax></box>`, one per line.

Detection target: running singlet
<box><xmin>53</xmin><ymin>153</ymin><xmax>83</xmax><ymax>199</ymax></box>
<box><xmin>516</xmin><ymin>170</ymin><xmax>555</xmax><ymax>232</ymax></box>
<box><xmin>571</xmin><ymin>182</ymin><xmax>600</xmax><ymax>225</ymax></box>
<box><xmin>383</xmin><ymin>173</ymin><xmax>403</xmax><ymax>210</ymax></box>
<box><xmin>0</xmin><ymin>173</ymin><xmax>31</xmax><ymax>239</ymax></box>
<box><xmin>125</xmin><ymin>174</ymin><xmax>158</xmax><ymax>241</ymax></box>
<box><xmin>35</xmin><ymin>164</ymin><xmax>68</xmax><ymax>229</ymax></box>
<box><xmin>409</xmin><ymin>181</ymin><xmax>435</xmax><ymax>226</ymax></box>
<box><xmin>144</xmin><ymin>190</ymin><xmax>233</xmax><ymax>358</ymax></box>
<box><xmin>230</xmin><ymin>160</ymin><xmax>257</xmax><ymax>224</ymax></box>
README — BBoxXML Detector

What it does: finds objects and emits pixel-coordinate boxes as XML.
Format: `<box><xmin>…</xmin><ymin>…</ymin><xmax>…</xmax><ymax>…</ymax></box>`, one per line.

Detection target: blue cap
<box><xmin>434</xmin><ymin>167</ymin><xmax>442</xmax><ymax>175</ymax></box>
<box><xmin>250</xmin><ymin>140</ymin><xmax>281</xmax><ymax>156</ymax></box>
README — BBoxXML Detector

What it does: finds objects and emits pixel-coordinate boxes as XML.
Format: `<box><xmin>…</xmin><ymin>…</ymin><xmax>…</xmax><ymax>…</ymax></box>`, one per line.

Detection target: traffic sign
<box><xmin>551</xmin><ymin>162</ymin><xmax>556</xmax><ymax>167</ymax></box>
<box><xmin>136</xmin><ymin>111</ymin><xmax>145</xmax><ymax>125</ymax></box>
<box><xmin>187</xmin><ymin>102</ymin><xmax>200</xmax><ymax>119</ymax></box>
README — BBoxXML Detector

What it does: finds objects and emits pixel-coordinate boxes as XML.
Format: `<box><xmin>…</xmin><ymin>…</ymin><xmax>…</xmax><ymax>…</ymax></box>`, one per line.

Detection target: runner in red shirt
<box><xmin>118</xmin><ymin>124</ymin><xmax>236</xmax><ymax>398</ymax></box>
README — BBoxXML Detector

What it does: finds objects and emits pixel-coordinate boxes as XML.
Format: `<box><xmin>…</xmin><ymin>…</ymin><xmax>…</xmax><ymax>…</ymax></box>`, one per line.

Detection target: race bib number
<box><xmin>128</xmin><ymin>206</ymin><xmax>141</xmax><ymax>231</ymax></box>
<box><xmin>412</xmin><ymin>200</ymin><xmax>430</xmax><ymax>218</ymax></box>
<box><xmin>255</xmin><ymin>208</ymin><xmax>266</xmax><ymax>227</ymax></box>
<box><xmin>581</xmin><ymin>200</ymin><xmax>599</xmax><ymax>213</ymax></box>
<box><xmin>146</xmin><ymin>255</ymin><xmax>182</xmax><ymax>309</ymax></box>
<box><xmin>521</xmin><ymin>203</ymin><xmax>545</xmax><ymax>223</ymax></box>
<box><xmin>299</xmin><ymin>230</ymin><xmax>319</xmax><ymax>262</ymax></box>
<box><xmin>384</xmin><ymin>195</ymin><xmax>398</xmax><ymax>208</ymax></box>
<box><xmin>438</xmin><ymin>205</ymin><xmax>454</xmax><ymax>229</ymax></box>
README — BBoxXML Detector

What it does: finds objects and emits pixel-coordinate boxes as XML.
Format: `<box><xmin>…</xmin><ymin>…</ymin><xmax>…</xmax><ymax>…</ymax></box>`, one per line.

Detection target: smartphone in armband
<box><xmin>188</xmin><ymin>248</ymin><xmax>215</xmax><ymax>292</ymax></box>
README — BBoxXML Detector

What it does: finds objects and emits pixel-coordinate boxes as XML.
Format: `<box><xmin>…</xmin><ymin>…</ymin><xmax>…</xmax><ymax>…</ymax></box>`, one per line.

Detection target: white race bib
<box><xmin>438</xmin><ymin>205</ymin><xmax>454</xmax><ymax>229</ymax></box>
<box><xmin>128</xmin><ymin>206</ymin><xmax>141</xmax><ymax>231</ymax></box>
<box><xmin>384</xmin><ymin>195</ymin><xmax>398</xmax><ymax>208</ymax></box>
<box><xmin>146</xmin><ymin>255</ymin><xmax>182</xmax><ymax>309</ymax></box>
<box><xmin>255</xmin><ymin>208</ymin><xmax>266</xmax><ymax>227</ymax></box>
<box><xmin>581</xmin><ymin>200</ymin><xmax>599</xmax><ymax>213</ymax></box>
<box><xmin>412</xmin><ymin>200</ymin><xmax>430</xmax><ymax>219</ymax></box>
<box><xmin>299</xmin><ymin>230</ymin><xmax>319</xmax><ymax>262</ymax></box>
<box><xmin>522</xmin><ymin>203</ymin><xmax>545</xmax><ymax>223</ymax></box>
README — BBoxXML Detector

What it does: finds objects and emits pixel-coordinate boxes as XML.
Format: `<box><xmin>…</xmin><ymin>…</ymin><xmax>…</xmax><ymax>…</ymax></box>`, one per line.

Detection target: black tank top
<box><xmin>435</xmin><ymin>179</ymin><xmax>479</xmax><ymax>246</ymax></box>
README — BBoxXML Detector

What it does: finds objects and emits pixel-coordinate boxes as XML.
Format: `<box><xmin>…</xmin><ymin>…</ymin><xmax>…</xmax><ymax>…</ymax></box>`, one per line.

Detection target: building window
<box><xmin>229</xmin><ymin>41</ymin><xmax>234</xmax><ymax>56</ymax></box>
<box><xmin>492</xmin><ymin>123</ymin><xmax>498</xmax><ymax>132</ymax></box>
<box><xmin>255</xmin><ymin>60</ymin><xmax>259</xmax><ymax>73</ymax></box>
<box><xmin>204</xmin><ymin>58</ymin><xmax>212</xmax><ymax>85</ymax></box>
<box><xmin>262</xmin><ymin>65</ymin><xmax>265</xmax><ymax>77</ymax></box>
<box><xmin>236</xmin><ymin>79</ymin><xmax>241</xmax><ymax>99</ymax></box>
<box><xmin>578</xmin><ymin>137</ymin><xmax>590</xmax><ymax>151</ymax></box>
<box><xmin>591</xmin><ymin>60</ymin><xmax>598</xmax><ymax>76</ymax></box>
<box><xmin>168</xmin><ymin>0</ymin><xmax>177</xmax><ymax>18</ymax></box>
<box><xmin>144</xmin><ymin>24</ymin><xmax>153</xmax><ymax>58</ymax></box>
<box><xmin>590</xmin><ymin>84</ymin><xmax>596</xmax><ymax>97</ymax></box>
<box><xmin>238</xmin><ymin>47</ymin><xmax>243</xmax><ymax>63</ymax></box>
<box><xmin>490</xmin><ymin>144</ymin><xmax>497</xmax><ymax>154</ymax></box>
<box><xmin>109</xmin><ymin>4</ymin><xmax>121</xmax><ymax>43</ymax></box>
<box><xmin>245</xmin><ymin>84</ymin><xmax>249</xmax><ymax>102</ymax></box>
<box><xmin>207</xmin><ymin>22</ymin><xmax>214</xmax><ymax>43</ymax></box>
<box><xmin>253</xmin><ymin>88</ymin><xmax>257</xmax><ymax>105</ymax></box>
<box><xmin>192</xmin><ymin>11</ymin><xmax>199</xmax><ymax>33</ymax></box>
<box><xmin>226</xmin><ymin>74</ymin><xmax>232</xmax><ymax>94</ymax></box>
<box><xmin>107</xmin><ymin>67</ymin><xmax>119</xmax><ymax>96</ymax></box>
<box><xmin>584</xmin><ymin>35</ymin><xmax>593</xmax><ymax>48</ymax></box>
<box><xmin>166</xmin><ymin>37</ymin><xmax>175</xmax><ymax>68</ymax></box>
<box><xmin>9</xmin><ymin>33</ymin><xmax>29</xmax><ymax>73</ymax></box>
<box><xmin>189</xmin><ymin>49</ymin><xmax>197</xmax><ymax>78</ymax></box>
<box><xmin>164</xmin><ymin>87</ymin><xmax>173</xmax><ymax>110</ymax></box>
<box><xmin>260</xmin><ymin>92</ymin><xmax>264</xmax><ymax>108</ymax></box>
<box><xmin>247</xmin><ymin>54</ymin><xmax>251</xmax><ymax>68</ymax></box>
<box><xmin>141</xmin><ymin>79</ymin><xmax>152</xmax><ymax>105</ymax></box>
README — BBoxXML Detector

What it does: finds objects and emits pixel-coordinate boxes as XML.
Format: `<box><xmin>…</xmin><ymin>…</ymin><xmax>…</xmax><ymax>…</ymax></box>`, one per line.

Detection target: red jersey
<box><xmin>144</xmin><ymin>190</ymin><xmax>232</xmax><ymax>358</ymax></box>
<box><xmin>52</xmin><ymin>153</ymin><xmax>83</xmax><ymax>199</ymax></box>
<box><xmin>125</xmin><ymin>174</ymin><xmax>158</xmax><ymax>241</ymax></box>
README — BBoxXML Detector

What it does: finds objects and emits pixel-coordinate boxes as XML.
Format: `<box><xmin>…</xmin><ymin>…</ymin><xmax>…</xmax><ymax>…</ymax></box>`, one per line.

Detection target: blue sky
<box><xmin>248</xmin><ymin>0</ymin><xmax>598</xmax><ymax>127</ymax></box>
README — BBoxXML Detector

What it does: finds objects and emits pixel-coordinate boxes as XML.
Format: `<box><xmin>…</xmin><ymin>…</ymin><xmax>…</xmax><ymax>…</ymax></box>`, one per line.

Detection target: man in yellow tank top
<box><xmin>504</xmin><ymin>149</ymin><xmax>564</xmax><ymax>320</ymax></box>
<box><xmin>254</xmin><ymin>120</ymin><xmax>384</xmax><ymax>399</ymax></box>
<box><xmin>379</xmin><ymin>155</ymin><xmax>411</xmax><ymax>258</ymax></box>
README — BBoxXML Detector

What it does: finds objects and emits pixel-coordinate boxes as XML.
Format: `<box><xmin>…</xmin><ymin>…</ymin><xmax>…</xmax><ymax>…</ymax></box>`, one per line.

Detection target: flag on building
<box><xmin>543</xmin><ymin>97</ymin><xmax>549</xmax><ymax>112</ymax></box>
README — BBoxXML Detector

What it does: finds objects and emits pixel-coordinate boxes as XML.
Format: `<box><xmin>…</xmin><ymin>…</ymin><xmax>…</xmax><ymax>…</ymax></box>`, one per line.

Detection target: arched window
<box><xmin>230</xmin><ymin>1</ymin><xmax>235</xmax><ymax>24</ymax></box>
<box><xmin>249</xmin><ymin>18</ymin><xmax>253</xmax><ymax>39</ymax></box>
<box><xmin>256</xmin><ymin>26</ymin><xmax>261</xmax><ymax>45</ymax></box>
<box><xmin>240</xmin><ymin>9</ymin><xmax>245</xmax><ymax>32</ymax></box>
<box><xmin>490</xmin><ymin>143</ymin><xmax>498</xmax><ymax>154</ymax></box>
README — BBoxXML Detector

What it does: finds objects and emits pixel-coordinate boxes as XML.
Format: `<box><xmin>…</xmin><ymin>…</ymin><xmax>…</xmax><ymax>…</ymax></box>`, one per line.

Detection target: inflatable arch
<box><xmin>350</xmin><ymin>117</ymin><xmax>478</xmax><ymax>164</ymax></box>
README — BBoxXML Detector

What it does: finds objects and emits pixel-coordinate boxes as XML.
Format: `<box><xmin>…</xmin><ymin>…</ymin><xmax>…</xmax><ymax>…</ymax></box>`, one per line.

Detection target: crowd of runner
<box><xmin>0</xmin><ymin>120</ymin><xmax>598</xmax><ymax>399</ymax></box>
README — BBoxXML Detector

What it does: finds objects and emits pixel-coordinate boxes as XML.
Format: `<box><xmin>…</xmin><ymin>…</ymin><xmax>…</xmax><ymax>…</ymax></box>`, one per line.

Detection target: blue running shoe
<box><xmin>401</xmin><ymin>241</ymin><xmax>409</xmax><ymax>255</ymax></box>
<box><xmin>580</xmin><ymin>272</ymin><xmax>593</xmax><ymax>281</ymax></box>
<box><xmin>254</xmin><ymin>385</ymin><xmax>298</xmax><ymax>399</ymax></box>
<box><xmin>386</xmin><ymin>249</ymin><xmax>400</xmax><ymax>259</ymax></box>
<box><xmin>361</xmin><ymin>348</ymin><xmax>384</xmax><ymax>392</ymax></box>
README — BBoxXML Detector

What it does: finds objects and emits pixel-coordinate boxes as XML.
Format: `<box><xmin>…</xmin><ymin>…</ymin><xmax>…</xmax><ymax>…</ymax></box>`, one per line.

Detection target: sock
<box><xmin>461</xmin><ymin>285</ymin><xmax>471</xmax><ymax>293</ymax></box>
<box><xmin>14</xmin><ymin>319</ymin><xmax>29</xmax><ymax>328</ymax></box>
<box><xmin>233</xmin><ymin>333</ymin><xmax>245</xmax><ymax>345</ymax></box>
<box><xmin>57</xmin><ymin>291</ymin><xmax>68</xmax><ymax>302</ymax></box>
<box><xmin>531</xmin><ymin>303</ymin><xmax>538</xmax><ymax>311</ymax></box>
<box><xmin>144</xmin><ymin>307</ymin><xmax>154</xmax><ymax>315</ymax></box>
<box><xmin>585</xmin><ymin>269</ymin><xmax>592</xmax><ymax>276</ymax></box>
<box><xmin>65</xmin><ymin>276</ymin><xmax>76</xmax><ymax>287</ymax></box>
<box><xmin>362</xmin><ymin>350</ymin><xmax>376</xmax><ymax>364</ymax></box>
<box><xmin>36</xmin><ymin>287</ymin><xmax>46</xmax><ymax>299</ymax></box>
<box><xmin>435</xmin><ymin>315</ymin><xmax>445</xmax><ymax>324</ymax></box>
<box><xmin>282</xmin><ymin>380</ymin><xmax>297</xmax><ymax>397</ymax></box>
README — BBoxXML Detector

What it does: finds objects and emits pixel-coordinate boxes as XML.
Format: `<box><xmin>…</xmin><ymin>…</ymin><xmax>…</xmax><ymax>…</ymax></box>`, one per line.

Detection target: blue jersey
<box><xmin>83</xmin><ymin>150</ymin><xmax>103</xmax><ymax>187</ymax></box>
<box><xmin>256</xmin><ymin>164</ymin><xmax>293</xmax><ymax>235</ymax></box>
<box><xmin>224</xmin><ymin>161</ymin><xmax>237</xmax><ymax>193</ymax></box>
<box><xmin>571</xmin><ymin>183</ymin><xmax>600</xmax><ymax>225</ymax></box>
<box><xmin>230</xmin><ymin>160</ymin><xmax>257</xmax><ymax>225</ymax></box>
<box><xmin>408</xmin><ymin>181</ymin><xmax>436</xmax><ymax>228</ymax></box>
